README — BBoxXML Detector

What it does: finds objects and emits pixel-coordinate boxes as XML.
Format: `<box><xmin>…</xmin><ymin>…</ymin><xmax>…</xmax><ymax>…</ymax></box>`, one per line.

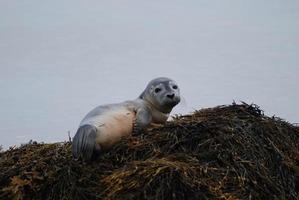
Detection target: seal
<box><xmin>72</xmin><ymin>77</ymin><xmax>181</xmax><ymax>160</ymax></box>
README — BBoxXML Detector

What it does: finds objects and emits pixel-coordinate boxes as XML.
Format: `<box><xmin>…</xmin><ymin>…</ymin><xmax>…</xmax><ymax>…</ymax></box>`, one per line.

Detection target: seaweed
<box><xmin>0</xmin><ymin>103</ymin><xmax>298</xmax><ymax>200</ymax></box>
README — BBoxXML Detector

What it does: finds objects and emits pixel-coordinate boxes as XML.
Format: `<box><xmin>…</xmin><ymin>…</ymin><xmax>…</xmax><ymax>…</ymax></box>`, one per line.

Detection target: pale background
<box><xmin>0</xmin><ymin>0</ymin><xmax>298</xmax><ymax>149</ymax></box>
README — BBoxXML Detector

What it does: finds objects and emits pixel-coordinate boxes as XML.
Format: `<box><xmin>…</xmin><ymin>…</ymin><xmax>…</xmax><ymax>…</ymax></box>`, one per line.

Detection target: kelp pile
<box><xmin>0</xmin><ymin>103</ymin><xmax>298</xmax><ymax>200</ymax></box>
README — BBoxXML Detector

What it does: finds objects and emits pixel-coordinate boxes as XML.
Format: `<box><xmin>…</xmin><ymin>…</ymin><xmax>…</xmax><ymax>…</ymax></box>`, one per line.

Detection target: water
<box><xmin>0</xmin><ymin>0</ymin><xmax>299</xmax><ymax>149</ymax></box>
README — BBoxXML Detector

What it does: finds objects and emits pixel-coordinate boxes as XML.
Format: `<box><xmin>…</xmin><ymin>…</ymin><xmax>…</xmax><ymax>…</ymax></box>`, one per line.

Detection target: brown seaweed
<box><xmin>0</xmin><ymin>103</ymin><xmax>298</xmax><ymax>200</ymax></box>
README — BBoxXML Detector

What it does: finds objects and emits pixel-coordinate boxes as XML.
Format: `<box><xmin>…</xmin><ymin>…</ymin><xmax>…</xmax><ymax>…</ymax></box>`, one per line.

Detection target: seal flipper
<box><xmin>72</xmin><ymin>124</ymin><xmax>98</xmax><ymax>161</ymax></box>
<box><xmin>132</xmin><ymin>107</ymin><xmax>152</xmax><ymax>136</ymax></box>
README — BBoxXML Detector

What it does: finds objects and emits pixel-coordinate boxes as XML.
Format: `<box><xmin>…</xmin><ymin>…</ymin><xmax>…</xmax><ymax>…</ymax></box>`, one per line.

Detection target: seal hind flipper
<box><xmin>72</xmin><ymin>124</ymin><xmax>98</xmax><ymax>161</ymax></box>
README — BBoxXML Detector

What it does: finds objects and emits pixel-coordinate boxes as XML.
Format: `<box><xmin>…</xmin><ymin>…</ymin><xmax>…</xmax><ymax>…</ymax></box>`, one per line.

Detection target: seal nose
<box><xmin>167</xmin><ymin>93</ymin><xmax>175</xmax><ymax>99</ymax></box>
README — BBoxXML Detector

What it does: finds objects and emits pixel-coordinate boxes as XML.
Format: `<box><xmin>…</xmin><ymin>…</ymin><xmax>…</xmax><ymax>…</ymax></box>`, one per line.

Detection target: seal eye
<box><xmin>172</xmin><ymin>85</ymin><xmax>178</xmax><ymax>90</ymax></box>
<box><xmin>155</xmin><ymin>88</ymin><xmax>161</xmax><ymax>93</ymax></box>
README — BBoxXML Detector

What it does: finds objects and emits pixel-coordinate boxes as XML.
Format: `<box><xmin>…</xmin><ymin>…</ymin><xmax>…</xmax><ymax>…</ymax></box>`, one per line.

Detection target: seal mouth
<box><xmin>163</xmin><ymin>96</ymin><xmax>180</xmax><ymax>108</ymax></box>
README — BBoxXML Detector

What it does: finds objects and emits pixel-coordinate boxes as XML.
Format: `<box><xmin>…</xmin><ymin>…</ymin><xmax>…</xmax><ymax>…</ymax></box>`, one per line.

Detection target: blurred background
<box><xmin>0</xmin><ymin>0</ymin><xmax>298</xmax><ymax>149</ymax></box>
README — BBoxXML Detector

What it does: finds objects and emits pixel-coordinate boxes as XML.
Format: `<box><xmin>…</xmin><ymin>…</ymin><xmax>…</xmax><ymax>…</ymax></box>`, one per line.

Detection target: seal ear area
<box><xmin>72</xmin><ymin>124</ymin><xmax>98</xmax><ymax>161</ymax></box>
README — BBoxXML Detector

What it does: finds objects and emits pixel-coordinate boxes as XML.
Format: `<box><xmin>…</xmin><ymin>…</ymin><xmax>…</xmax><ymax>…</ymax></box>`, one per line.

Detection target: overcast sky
<box><xmin>0</xmin><ymin>0</ymin><xmax>298</xmax><ymax>149</ymax></box>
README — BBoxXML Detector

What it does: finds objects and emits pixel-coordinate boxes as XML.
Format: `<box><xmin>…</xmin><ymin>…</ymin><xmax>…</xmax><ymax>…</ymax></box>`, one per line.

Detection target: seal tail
<box><xmin>72</xmin><ymin>124</ymin><xmax>97</xmax><ymax>161</ymax></box>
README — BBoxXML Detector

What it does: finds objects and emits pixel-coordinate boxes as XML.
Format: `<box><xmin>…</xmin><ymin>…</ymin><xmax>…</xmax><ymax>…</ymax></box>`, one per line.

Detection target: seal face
<box><xmin>72</xmin><ymin>77</ymin><xmax>181</xmax><ymax>161</ymax></box>
<box><xmin>140</xmin><ymin>77</ymin><xmax>181</xmax><ymax>114</ymax></box>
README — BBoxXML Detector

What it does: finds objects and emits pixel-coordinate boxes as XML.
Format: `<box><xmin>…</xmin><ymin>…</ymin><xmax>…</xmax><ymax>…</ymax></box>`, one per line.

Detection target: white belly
<box><xmin>81</xmin><ymin>107</ymin><xmax>136</xmax><ymax>150</ymax></box>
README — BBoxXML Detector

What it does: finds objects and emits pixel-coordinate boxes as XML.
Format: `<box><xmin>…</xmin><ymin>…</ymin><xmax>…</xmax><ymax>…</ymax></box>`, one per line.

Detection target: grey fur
<box><xmin>139</xmin><ymin>77</ymin><xmax>180</xmax><ymax>114</ymax></box>
<box><xmin>72</xmin><ymin>77</ymin><xmax>180</xmax><ymax>160</ymax></box>
<box><xmin>133</xmin><ymin>105</ymin><xmax>152</xmax><ymax>135</ymax></box>
<box><xmin>72</xmin><ymin>124</ymin><xmax>97</xmax><ymax>160</ymax></box>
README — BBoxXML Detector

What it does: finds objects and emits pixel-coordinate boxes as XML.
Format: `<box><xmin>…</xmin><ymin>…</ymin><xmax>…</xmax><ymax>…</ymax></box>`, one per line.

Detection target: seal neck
<box><xmin>144</xmin><ymin>100</ymin><xmax>170</xmax><ymax>123</ymax></box>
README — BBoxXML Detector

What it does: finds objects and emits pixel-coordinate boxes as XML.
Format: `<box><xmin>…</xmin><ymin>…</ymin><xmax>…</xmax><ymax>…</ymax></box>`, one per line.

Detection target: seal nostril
<box><xmin>167</xmin><ymin>94</ymin><xmax>175</xmax><ymax>99</ymax></box>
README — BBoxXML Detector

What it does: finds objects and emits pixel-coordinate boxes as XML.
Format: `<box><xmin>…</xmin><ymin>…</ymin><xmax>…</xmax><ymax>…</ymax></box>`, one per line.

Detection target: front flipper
<box><xmin>132</xmin><ymin>107</ymin><xmax>152</xmax><ymax>136</ymax></box>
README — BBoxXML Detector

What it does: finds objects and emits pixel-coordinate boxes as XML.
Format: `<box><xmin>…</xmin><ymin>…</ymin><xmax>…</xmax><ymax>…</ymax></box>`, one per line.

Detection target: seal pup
<box><xmin>72</xmin><ymin>77</ymin><xmax>181</xmax><ymax>160</ymax></box>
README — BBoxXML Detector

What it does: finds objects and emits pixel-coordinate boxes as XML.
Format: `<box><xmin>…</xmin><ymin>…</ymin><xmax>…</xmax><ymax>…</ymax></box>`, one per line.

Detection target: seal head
<box><xmin>139</xmin><ymin>77</ymin><xmax>181</xmax><ymax>114</ymax></box>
